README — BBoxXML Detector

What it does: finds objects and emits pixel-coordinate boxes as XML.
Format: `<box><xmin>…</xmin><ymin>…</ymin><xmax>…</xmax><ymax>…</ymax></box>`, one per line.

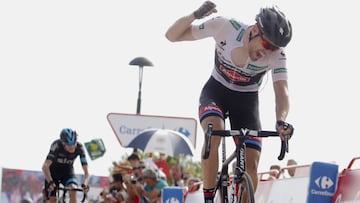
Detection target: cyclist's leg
<box><xmin>44</xmin><ymin>180</ymin><xmax>58</xmax><ymax>203</ymax></box>
<box><xmin>200</xmin><ymin>116</ymin><xmax>224</xmax><ymax>201</ymax></box>
<box><xmin>65</xmin><ymin>176</ymin><xmax>80</xmax><ymax>203</ymax></box>
<box><xmin>199</xmin><ymin>78</ymin><xmax>228</xmax><ymax>203</ymax></box>
<box><xmin>245</xmin><ymin>147</ymin><xmax>261</xmax><ymax>191</ymax></box>
<box><xmin>228</xmin><ymin>91</ymin><xmax>261</xmax><ymax>202</ymax></box>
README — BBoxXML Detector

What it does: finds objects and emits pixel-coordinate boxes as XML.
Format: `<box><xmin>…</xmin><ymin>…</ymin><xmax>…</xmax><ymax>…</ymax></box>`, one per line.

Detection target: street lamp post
<box><xmin>129</xmin><ymin>57</ymin><xmax>153</xmax><ymax>154</ymax></box>
<box><xmin>129</xmin><ymin>57</ymin><xmax>153</xmax><ymax>114</ymax></box>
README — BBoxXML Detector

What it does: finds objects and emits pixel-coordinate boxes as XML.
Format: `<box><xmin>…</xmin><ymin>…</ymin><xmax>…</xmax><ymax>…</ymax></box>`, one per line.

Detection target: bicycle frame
<box><xmin>203</xmin><ymin>123</ymin><xmax>289</xmax><ymax>203</ymax></box>
<box><xmin>57</xmin><ymin>185</ymin><xmax>87</xmax><ymax>203</ymax></box>
<box><xmin>215</xmin><ymin>131</ymin><xmax>250</xmax><ymax>203</ymax></box>
<box><xmin>45</xmin><ymin>183</ymin><xmax>87</xmax><ymax>203</ymax></box>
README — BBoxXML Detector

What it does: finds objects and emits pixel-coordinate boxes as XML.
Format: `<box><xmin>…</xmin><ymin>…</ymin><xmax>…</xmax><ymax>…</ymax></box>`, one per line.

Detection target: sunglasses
<box><xmin>63</xmin><ymin>141</ymin><xmax>76</xmax><ymax>147</ymax></box>
<box><xmin>133</xmin><ymin>166</ymin><xmax>145</xmax><ymax>170</ymax></box>
<box><xmin>258</xmin><ymin>32</ymin><xmax>279</xmax><ymax>51</ymax></box>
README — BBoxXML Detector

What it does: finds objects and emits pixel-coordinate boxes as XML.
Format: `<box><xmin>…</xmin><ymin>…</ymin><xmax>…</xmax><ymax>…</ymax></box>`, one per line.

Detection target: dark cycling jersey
<box><xmin>45</xmin><ymin>139</ymin><xmax>88</xmax><ymax>185</ymax></box>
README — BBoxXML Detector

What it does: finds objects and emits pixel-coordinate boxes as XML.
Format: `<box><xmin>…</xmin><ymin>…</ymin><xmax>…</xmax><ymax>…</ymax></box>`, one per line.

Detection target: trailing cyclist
<box><xmin>42</xmin><ymin>128</ymin><xmax>90</xmax><ymax>203</ymax></box>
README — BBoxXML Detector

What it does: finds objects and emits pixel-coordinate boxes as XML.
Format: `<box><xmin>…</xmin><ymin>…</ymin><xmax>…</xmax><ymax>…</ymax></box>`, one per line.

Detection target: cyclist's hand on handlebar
<box><xmin>193</xmin><ymin>1</ymin><xmax>217</xmax><ymax>19</ymax></box>
<box><xmin>47</xmin><ymin>180</ymin><xmax>56</xmax><ymax>192</ymax></box>
<box><xmin>276</xmin><ymin>120</ymin><xmax>294</xmax><ymax>140</ymax></box>
<box><xmin>81</xmin><ymin>183</ymin><xmax>90</xmax><ymax>193</ymax></box>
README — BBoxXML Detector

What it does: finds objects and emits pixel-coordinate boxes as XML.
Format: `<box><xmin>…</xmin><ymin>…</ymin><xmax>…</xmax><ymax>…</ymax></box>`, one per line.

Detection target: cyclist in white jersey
<box><xmin>165</xmin><ymin>1</ymin><xmax>294</xmax><ymax>203</ymax></box>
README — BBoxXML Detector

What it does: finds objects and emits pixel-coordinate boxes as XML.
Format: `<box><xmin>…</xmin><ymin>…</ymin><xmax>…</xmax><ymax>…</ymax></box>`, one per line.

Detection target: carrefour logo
<box><xmin>310</xmin><ymin>176</ymin><xmax>335</xmax><ymax>197</ymax></box>
<box><xmin>315</xmin><ymin>176</ymin><xmax>334</xmax><ymax>189</ymax></box>
<box><xmin>165</xmin><ymin>197</ymin><xmax>181</xmax><ymax>203</ymax></box>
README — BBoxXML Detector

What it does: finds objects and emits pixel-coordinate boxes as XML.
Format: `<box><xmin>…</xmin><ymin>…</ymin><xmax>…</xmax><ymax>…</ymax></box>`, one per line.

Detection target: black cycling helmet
<box><xmin>255</xmin><ymin>6</ymin><xmax>292</xmax><ymax>47</ymax></box>
<box><xmin>60</xmin><ymin>128</ymin><xmax>77</xmax><ymax>146</ymax></box>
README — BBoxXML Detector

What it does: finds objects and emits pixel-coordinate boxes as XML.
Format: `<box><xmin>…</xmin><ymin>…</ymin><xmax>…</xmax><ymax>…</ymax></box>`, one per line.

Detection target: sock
<box><xmin>203</xmin><ymin>188</ymin><xmax>215</xmax><ymax>203</ymax></box>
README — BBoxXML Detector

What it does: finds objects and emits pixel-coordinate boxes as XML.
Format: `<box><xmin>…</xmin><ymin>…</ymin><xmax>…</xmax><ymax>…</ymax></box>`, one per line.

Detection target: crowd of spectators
<box><xmin>99</xmin><ymin>152</ymin><xmax>201</xmax><ymax>203</ymax></box>
<box><xmin>257</xmin><ymin>159</ymin><xmax>300</xmax><ymax>181</ymax></box>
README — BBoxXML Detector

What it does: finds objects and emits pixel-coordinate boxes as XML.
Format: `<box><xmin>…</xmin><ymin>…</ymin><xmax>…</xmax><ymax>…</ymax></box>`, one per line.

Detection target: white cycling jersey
<box><xmin>192</xmin><ymin>16</ymin><xmax>288</xmax><ymax>92</ymax></box>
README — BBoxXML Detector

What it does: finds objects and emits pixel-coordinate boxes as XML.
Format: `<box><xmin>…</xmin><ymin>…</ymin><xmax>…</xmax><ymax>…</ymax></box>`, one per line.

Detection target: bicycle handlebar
<box><xmin>202</xmin><ymin>123</ymin><xmax>289</xmax><ymax>160</ymax></box>
<box><xmin>47</xmin><ymin>185</ymin><xmax>87</xmax><ymax>203</ymax></box>
<box><xmin>60</xmin><ymin>186</ymin><xmax>87</xmax><ymax>203</ymax></box>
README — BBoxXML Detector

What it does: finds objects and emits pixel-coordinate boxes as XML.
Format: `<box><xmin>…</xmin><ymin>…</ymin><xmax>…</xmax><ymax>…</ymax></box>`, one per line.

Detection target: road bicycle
<box><xmin>203</xmin><ymin>123</ymin><xmax>290</xmax><ymax>203</ymax></box>
<box><xmin>45</xmin><ymin>183</ymin><xmax>87</xmax><ymax>203</ymax></box>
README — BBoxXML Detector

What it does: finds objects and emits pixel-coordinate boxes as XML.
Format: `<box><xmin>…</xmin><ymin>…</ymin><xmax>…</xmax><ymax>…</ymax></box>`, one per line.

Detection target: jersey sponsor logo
<box><xmin>57</xmin><ymin>157</ymin><xmax>74</xmax><ymax>164</ymax></box>
<box><xmin>236</xmin><ymin>29</ymin><xmax>245</xmax><ymax>42</ymax></box>
<box><xmin>247</xmin><ymin>64</ymin><xmax>267</xmax><ymax>71</ymax></box>
<box><xmin>229</xmin><ymin>19</ymin><xmax>241</xmax><ymax>30</ymax></box>
<box><xmin>198</xmin><ymin>105</ymin><xmax>224</xmax><ymax>120</ymax></box>
<box><xmin>199</xmin><ymin>105</ymin><xmax>223</xmax><ymax>115</ymax></box>
<box><xmin>214</xmin><ymin>51</ymin><xmax>267</xmax><ymax>87</ymax></box>
<box><xmin>274</xmin><ymin>67</ymin><xmax>287</xmax><ymax>74</ymax></box>
<box><xmin>198</xmin><ymin>23</ymin><xmax>205</xmax><ymax>30</ymax></box>
<box><xmin>219</xmin><ymin>65</ymin><xmax>250</xmax><ymax>82</ymax></box>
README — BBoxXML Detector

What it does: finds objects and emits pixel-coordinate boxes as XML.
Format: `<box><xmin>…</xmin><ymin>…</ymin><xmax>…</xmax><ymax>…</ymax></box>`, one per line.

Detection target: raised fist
<box><xmin>194</xmin><ymin>1</ymin><xmax>217</xmax><ymax>19</ymax></box>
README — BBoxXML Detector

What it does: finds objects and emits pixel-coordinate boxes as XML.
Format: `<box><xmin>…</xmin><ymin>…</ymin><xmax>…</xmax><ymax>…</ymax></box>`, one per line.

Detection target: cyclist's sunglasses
<box><xmin>63</xmin><ymin>141</ymin><xmax>76</xmax><ymax>146</ymax></box>
<box><xmin>258</xmin><ymin>32</ymin><xmax>279</xmax><ymax>51</ymax></box>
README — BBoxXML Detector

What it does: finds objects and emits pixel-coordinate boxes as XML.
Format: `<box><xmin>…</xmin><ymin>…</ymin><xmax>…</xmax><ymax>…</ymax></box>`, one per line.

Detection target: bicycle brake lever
<box><xmin>285</xmin><ymin>135</ymin><xmax>289</xmax><ymax>153</ymax></box>
<box><xmin>81</xmin><ymin>193</ymin><xmax>87</xmax><ymax>203</ymax></box>
<box><xmin>277</xmin><ymin>136</ymin><xmax>289</xmax><ymax>160</ymax></box>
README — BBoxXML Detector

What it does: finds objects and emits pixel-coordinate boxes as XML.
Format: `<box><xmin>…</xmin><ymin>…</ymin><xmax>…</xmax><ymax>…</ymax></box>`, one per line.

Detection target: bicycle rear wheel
<box><xmin>236</xmin><ymin>172</ymin><xmax>255</xmax><ymax>203</ymax></box>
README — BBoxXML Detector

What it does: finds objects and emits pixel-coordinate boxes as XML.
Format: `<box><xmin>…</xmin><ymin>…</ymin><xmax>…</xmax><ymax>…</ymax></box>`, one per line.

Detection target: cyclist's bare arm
<box><xmin>274</xmin><ymin>80</ymin><xmax>289</xmax><ymax>121</ymax></box>
<box><xmin>165</xmin><ymin>1</ymin><xmax>217</xmax><ymax>42</ymax></box>
<box><xmin>82</xmin><ymin>164</ymin><xmax>90</xmax><ymax>185</ymax></box>
<box><xmin>273</xmin><ymin>80</ymin><xmax>292</xmax><ymax>139</ymax></box>
<box><xmin>80</xmin><ymin>164</ymin><xmax>90</xmax><ymax>194</ymax></box>
<box><xmin>42</xmin><ymin>159</ymin><xmax>53</xmax><ymax>182</ymax></box>
<box><xmin>165</xmin><ymin>14</ymin><xmax>196</xmax><ymax>42</ymax></box>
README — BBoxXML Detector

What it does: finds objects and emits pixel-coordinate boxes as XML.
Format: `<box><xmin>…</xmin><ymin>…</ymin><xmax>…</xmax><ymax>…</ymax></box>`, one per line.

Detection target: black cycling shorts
<box><xmin>198</xmin><ymin>76</ymin><xmax>262</xmax><ymax>151</ymax></box>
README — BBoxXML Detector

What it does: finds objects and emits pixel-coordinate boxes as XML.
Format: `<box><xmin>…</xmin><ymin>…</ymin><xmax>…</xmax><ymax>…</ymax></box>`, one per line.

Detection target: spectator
<box><xmin>182</xmin><ymin>171</ymin><xmax>193</xmax><ymax>187</ymax></box>
<box><xmin>100</xmin><ymin>173</ymin><xmax>128</xmax><ymax>203</ymax></box>
<box><xmin>171</xmin><ymin>164</ymin><xmax>185</xmax><ymax>187</ymax></box>
<box><xmin>127</xmin><ymin>153</ymin><xmax>145</xmax><ymax>183</ymax></box>
<box><xmin>153</xmin><ymin>153</ymin><xmax>170</xmax><ymax>179</ymax></box>
<box><xmin>139</xmin><ymin>168</ymin><xmax>168</xmax><ymax>203</ymax></box>
<box><xmin>268</xmin><ymin>164</ymin><xmax>281</xmax><ymax>180</ymax></box>
<box><xmin>127</xmin><ymin>153</ymin><xmax>141</xmax><ymax>167</ymax></box>
<box><xmin>187</xmin><ymin>177</ymin><xmax>201</xmax><ymax>192</ymax></box>
<box><xmin>286</xmin><ymin>159</ymin><xmax>298</xmax><ymax>177</ymax></box>
<box><xmin>100</xmin><ymin>167</ymin><xmax>142</xmax><ymax>203</ymax></box>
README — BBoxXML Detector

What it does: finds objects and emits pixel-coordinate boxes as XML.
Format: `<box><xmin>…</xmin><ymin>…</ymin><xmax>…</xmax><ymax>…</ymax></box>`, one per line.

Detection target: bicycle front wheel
<box><xmin>236</xmin><ymin>172</ymin><xmax>255</xmax><ymax>203</ymax></box>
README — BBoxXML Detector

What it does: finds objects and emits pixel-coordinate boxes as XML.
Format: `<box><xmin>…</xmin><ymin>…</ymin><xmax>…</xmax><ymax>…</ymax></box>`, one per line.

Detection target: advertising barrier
<box><xmin>307</xmin><ymin>161</ymin><xmax>339</xmax><ymax>203</ymax></box>
<box><xmin>332</xmin><ymin>157</ymin><xmax>360</xmax><ymax>203</ymax></box>
<box><xmin>162</xmin><ymin>187</ymin><xmax>184</xmax><ymax>203</ymax></box>
<box><xmin>1</xmin><ymin>167</ymin><xmax>110</xmax><ymax>203</ymax></box>
<box><xmin>107</xmin><ymin>113</ymin><xmax>197</xmax><ymax>148</ymax></box>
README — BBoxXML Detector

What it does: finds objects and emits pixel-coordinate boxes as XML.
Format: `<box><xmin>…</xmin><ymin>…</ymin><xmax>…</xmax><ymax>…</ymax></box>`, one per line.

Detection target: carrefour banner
<box><xmin>1</xmin><ymin>167</ymin><xmax>110</xmax><ymax>203</ymax></box>
<box><xmin>307</xmin><ymin>162</ymin><xmax>339</xmax><ymax>203</ymax></box>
